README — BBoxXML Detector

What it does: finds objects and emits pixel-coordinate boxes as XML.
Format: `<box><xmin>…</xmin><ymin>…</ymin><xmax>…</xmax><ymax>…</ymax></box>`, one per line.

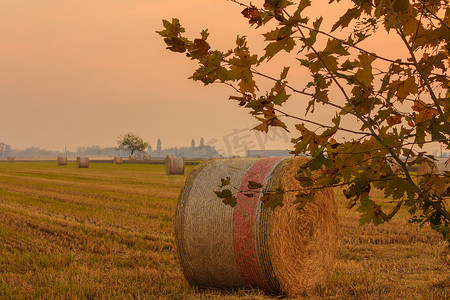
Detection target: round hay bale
<box><xmin>143</xmin><ymin>155</ymin><xmax>151</xmax><ymax>162</ymax></box>
<box><xmin>7</xmin><ymin>157</ymin><xmax>14</xmax><ymax>163</ymax></box>
<box><xmin>232</xmin><ymin>155</ymin><xmax>240</xmax><ymax>158</ymax></box>
<box><xmin>417</xmin><ymin>160</ymin><xmax>437</xmax><ymax>177</ymax></box>
<box><xmin>176</xmin><ymin>157</ymin><xmax>338</xmax><ymax>296</ymax></box>
<box><xmin>129</xmin><ymin>155</ymin><xmax>137</xmax><ymax>162</ymax></box>
<box><xmin>57</xmin><ymin>156</ymin><xmax>67</xmax><ymax>166</ymax></box>
<box><xmin>165</xmin><ymin>155</ymin><xmax>184</xmax><ymax>175</ymax></box>
<box><xmin>387</xmin><ymin>158</ymin><xmax>400</xmax><ymax>174</ymax></box>
<box><xmin>114</xmin><ymin>157</ymin><xmax>123</xmax><ymax>164</ymax></box>
<box><xmin>417</xmin><ymin>159</ymin><xmax>450</xmax><ymax>195</ymax></box>
<box><xmin>76</xmin><ymin>156</ymin><xmax>89</xmax><ymax>168</ymax></box>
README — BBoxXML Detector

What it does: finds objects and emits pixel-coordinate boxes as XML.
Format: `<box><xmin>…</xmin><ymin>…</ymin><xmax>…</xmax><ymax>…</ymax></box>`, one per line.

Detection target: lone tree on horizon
<box><xmin>158</xmin><ymin>0</ymin><xmax>450</xmax><ymax>241</ymax></box>
<box><xmin>116</xmin><ymin>133</ymin><xmax>150</xmax><ymax>155</ymax></box>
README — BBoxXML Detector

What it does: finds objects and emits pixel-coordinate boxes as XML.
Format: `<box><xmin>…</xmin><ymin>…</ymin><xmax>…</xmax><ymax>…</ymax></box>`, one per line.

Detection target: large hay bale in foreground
<box><xmin>143</xmin><ymin>155</ymin><xmax>151</xmax><ymax>162</ymax></box>
<box><xmin>57</xmin><ymin>156</ymin><xmax>67</xmax><ymax>166</ymax></box>
<box><xmin>7</xmin><ymin>157</ymin><xmax>14</xmax><ymax>163</ymax></box>
<box><xmin>165</xmin><ymin>155</ymin><xmax>185</xmax><ymax>175</ymax></box>
<box><xmin>76</xmin><ymin>156</ymin><xmax>89</xmax><ymax>168</ymax></box>
<box><xmin>176</xmin><ymin>157</ymin><xmax>338</xmax><ymax>296</ymax></box>
<box><xmin>114</xmin><ymin>157</ymin><xmax>123</xmax><ymax>164</ymax></box>
<box><xmin>417</xmin><ymin>159</ymin><xmax>450</xmax><ymax>195</ymax></box>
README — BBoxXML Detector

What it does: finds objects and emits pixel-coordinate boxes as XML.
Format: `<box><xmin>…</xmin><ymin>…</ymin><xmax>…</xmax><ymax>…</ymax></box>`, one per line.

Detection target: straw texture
<box><xmin>165</xmin><ymin>155</ymin><xmax>184</xmax><ymax>175</ymax></box>
<box><xmin>57</xmin><ymin>156</ymin><xmax>67</xmax><ymax>166</ymax></box>
<box><xmin>7</xmin><ymin>157</ymin><xmax>14</xmax><ymax>163</ymax></box>
<box><xmin>114</xmin><ymin>157</ymin><xmax>123</xmax><ymax>164</ymax></box>
<box><xmin>175</xmin><ymin>157</ymin><xmax>338</xmax><ymax>296</ymax></box>
<box><xmin>143</xmin><ymin>155</ymin><xmax>151</xmax><ymax>162</ymax></box>
<box><xmin>77</xmin><ymin>156</ymin><xmax>89</xmax><ymax>168</ymax></box>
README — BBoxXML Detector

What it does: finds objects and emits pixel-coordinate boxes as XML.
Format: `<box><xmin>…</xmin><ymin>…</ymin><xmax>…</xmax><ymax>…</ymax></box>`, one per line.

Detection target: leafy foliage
<box><xmin>116</xmin><ymin>133</ymin><xmax>150</xmax><ymax>155</ymax></box>
<box><xmin>158</xmin><ymin>1</ymin><xmax>450</xmax><ymax>241</ymax></box>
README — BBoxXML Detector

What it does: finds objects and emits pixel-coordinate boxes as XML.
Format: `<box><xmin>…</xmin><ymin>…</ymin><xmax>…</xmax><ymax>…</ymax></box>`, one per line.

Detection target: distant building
<box><xmin>247</xmin><ymin>150</ymin><xmax>294</xmax><ymax>157</ymax></box>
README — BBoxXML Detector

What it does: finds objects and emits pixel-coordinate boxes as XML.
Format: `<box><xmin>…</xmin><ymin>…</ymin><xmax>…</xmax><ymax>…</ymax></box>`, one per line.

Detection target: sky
<box><xmin>0</xmin><ymin>0</ymin><xmax>437</xmax><ymax>156</ymax></box>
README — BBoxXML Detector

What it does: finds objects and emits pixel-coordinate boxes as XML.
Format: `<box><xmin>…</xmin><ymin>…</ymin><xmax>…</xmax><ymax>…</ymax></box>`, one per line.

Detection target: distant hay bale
<box><xmin>257</xmin><ymin>155</ymin><xmax>266</xmax><ymax>158</ymax></box>
<box><xmin>114</xmin><ymin>157</ymin><xmax>123</xmax><ymax>164</ymax></box>
<box><xmin>176</xmin><ymin>157</ymin><xmax>338</xmax><ymax>296</ymax></box>
<box><xmin>165</xmin><ymin>155</ymin><xmax>185</xmax><ymax>175</ymax></box>
<box><xmin>7</xmin><ymin>157</ymin><xmax>14</xmax><ymax>163</ymax></box>
<box><xmin>232</xmin><ymin>155</ymin><xmax>240</xmax><ymax>158</ymax></box>
<box><xmin>76</xmin><ymin>156</ymin><xmax>89</xmax><ymax>168</ymax></box>
<box><xmin>57</xmin><ymin>156</ymin><xmax>67</xmax><ymax>166</ymax></box>
<box><xmin>387</xmin><ymin>158</ymin><xmax>400</xmax><ymax>174</ymax></box>
<box><xmin>417</xmin><ymin>160</ymin><xmax>437</xmax><ymax>176</ymax></box>
<box><xmin>417</xmin><ymin>159</ymin><xmax>450</xmax><ymax>195</ymax></box>
<box><xmin>129</xmin><ymin>155</ymin><xmax>137</xmax><ymax>162</ymax></box>
<box><xmin>143</xmin><ymin>155</ymin><xmax>151</xmax><ymax>162</ymax></box>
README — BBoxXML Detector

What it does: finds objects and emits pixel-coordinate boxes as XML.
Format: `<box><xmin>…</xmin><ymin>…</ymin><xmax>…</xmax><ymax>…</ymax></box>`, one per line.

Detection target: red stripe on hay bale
<box><xmin>233</xmin><ymin>157</ymin><xmax>283</xmax><ymax>290</ymax></box>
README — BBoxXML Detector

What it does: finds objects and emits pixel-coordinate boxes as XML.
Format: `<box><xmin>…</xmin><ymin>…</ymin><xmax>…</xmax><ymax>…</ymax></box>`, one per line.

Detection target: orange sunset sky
<box><xmin>1</xmin><ymin>0</ymin><xmax>437</xmax><ymax>155</ymax></box>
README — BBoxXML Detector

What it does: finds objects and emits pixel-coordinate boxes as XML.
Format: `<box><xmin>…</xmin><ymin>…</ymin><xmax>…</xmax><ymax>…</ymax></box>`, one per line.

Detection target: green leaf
<box><xmin>271</xmin><ymin>90</ymin><xmax>291</xmax><ymax>105</ymax></box>
<box><xmin>264</xmin><ymin>35</ymin><xmax>296</xmax><ymax>59</ymax></box>
<box><xmin>296</xmin><ymin>0</ymin><xmax>311</xmax><ymax>13</ymax></box>
<box><xmin>323</xmin><ymin>39</ymin><xmax>349</xmax><ymax>56</ymax></box>
<box><xmin>264</xmin><ymin>0</ymin><xmax>293</xmax><ymax>10</ymax></box>
<box><xmin>192</xmin><ymin>38</ymin><xmax>210</xmax><ymax>57</ymax></box>
<box><xmin>157</xmin><ymin>18</ymin><xmax>185</xmax><ymax>37</ymax></box>
<box><xmin>384</xmin><ymin>177</ymin><xmax>419</xmax><ymax>200</ymax></box>
<box><xmin>200</xmin><ymin>29</ymin><xmax>209</xmax><ymax>40</ymax></box>
<box><xmin>354</xmin><ymin>52</ymin><xmax>376</xmax><ymax>87</ymax></box>
<box><xmin>296</xmin><ymin>175</ymin><xmax>314</xmax><ymax>187</ymax></box>
<box><xmin>341</xmin><ymin>59</ymin><xmax>356</xmax><ymax>71</ymax></box>
<box><xmin>302</xmin><ymin>17</ymin><xmax>323</xmax><ymax>49</ymax></box>
<box><xmin>309</xmin><ymin>153</ymin><xmax>331</xmax><ymax>170</ymax></box>
<box><xmin>388</xmin><ymin>77</ymin><xmax>419</xmax><ymax>101</ymax></box>
<box><xmin>163</xmin><ymin>37</ymin><xmax>186</xmax><ymax>53</ymax></box>
<box><xmin>261</xmin><ymin>187</ymin><xmax>284</xmax><ymax>209</ymax></box>
<box><xmin>219</xmin><ymin>176</ymin><xmax>231</xmax><ymax>188</ymax></box>
<box><xmin>331</xmin><ymin>7</ymin><xmax>360</xmax><ymax>32</ymax></box>
<box><xmin>294</xmin><ymin>190</ymin><xmax>314</xmax><ymax>210</ymax></box>
<box><xmin>248</xmin><ymin>180</ymin><xmax>263</xmax><ymax>190</ymax></box>
<box><xmin>280</xmin><ymin>67</ymin><xmax>290</xmax><ymax>80</ymax></box>
<box><xmin>214</xmin><ymin>189</ymin><xmax>237</xmax><ymax>207</ymax></box>
<box><xmin>356</xmin><ymin>194</ymin><xmax>387</xmax><ymax>226</ymax></box>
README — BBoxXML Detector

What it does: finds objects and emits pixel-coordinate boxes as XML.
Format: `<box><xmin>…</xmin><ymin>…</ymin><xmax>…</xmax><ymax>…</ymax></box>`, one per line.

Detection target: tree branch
<box><xmin>418</xmin><ymin>0</ymin><xmax>450</xmax><ymax>29</ymax></box>
<box><xmin>387</xmin><ymin>0</ymin><xmax>450</xmax><ymax>136</ymax></box>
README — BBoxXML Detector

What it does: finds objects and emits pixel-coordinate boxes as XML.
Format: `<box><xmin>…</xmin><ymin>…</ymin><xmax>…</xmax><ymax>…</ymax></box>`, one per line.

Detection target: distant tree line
<box><xmin>6</xmin><ymin>146</ymin><xmax>121</xmax><ymax>157</ymax></box>
<box><xmin>3</xmin><ymin>138</ymin><xmax>220</xmax><ymax>158</ymax></box>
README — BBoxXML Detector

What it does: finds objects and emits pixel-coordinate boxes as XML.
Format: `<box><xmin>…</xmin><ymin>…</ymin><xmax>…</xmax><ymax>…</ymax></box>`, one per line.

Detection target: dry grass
<box><xmin>0</xmin><ymin>162</ymin><xmax>448</xmax><ymax>299</ymax></box>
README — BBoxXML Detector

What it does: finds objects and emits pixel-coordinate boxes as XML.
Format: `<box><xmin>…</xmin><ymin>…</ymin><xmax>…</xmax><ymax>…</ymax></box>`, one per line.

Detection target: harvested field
<box><xmin>0</xmin><ymin>162</ymin><xmax>448</xmax><ymax>299</ymax></box>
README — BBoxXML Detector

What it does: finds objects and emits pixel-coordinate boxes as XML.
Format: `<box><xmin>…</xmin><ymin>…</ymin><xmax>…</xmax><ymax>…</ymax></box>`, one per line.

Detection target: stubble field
<box><xmin>0</xmin><ymin>162</ymin><xmax>448</xmax><ymax>299</ymax></box>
